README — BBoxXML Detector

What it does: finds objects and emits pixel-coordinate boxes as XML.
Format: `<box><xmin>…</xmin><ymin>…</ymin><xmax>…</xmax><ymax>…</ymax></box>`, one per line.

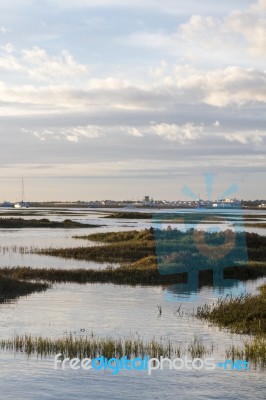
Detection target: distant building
<box><xmin>0</xmin><ymin>201</ymin><xmax>14</xmax><ymax>208</ymax></box>
<box><xmin>213</xmin><ymin>198</ymin><xmax>241</xmax><ymax>208</ymax></box>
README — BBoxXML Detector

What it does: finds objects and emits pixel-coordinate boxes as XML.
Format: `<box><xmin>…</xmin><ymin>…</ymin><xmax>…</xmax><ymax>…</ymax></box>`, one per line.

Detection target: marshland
<box><xmin>0</xmin><ymin>217</ymin><xmax>100</xmax><ymax>229</ymax></box>
<box><xmin>0</xmin><ymin>207</ymin><xmax>265</xmax><ymax>393</ymax></box>
<box><xmin>0</xmin><ymin>334</ymin><xmax>213</xmax><ymax>360</ymax></box>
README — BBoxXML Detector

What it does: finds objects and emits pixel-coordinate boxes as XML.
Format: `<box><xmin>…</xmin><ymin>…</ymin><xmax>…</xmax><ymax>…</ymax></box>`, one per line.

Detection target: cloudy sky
<box><xmin>0</xmin><ymin>0</ymin><xmax>265</xmax><ymax>201</ymax></box>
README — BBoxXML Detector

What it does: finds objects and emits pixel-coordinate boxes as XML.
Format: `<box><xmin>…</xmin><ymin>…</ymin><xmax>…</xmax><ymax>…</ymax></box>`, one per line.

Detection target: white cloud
<box><xmin>0</xmin><ymin>44</ymin><xmax>20</xmax><ymax>71</ymax></box>
<box><xmin>87</xmin><ymin>77</ymin><xmax>130</xmax><ymax>90</ymax></box>
<box><xmin>225</xmin><ymin>133</ymin><xmax>250</xmax><ymax>145</ymax></box>
<box><xmin>178</xmin><ymin>15</ymin><xmax>225</xmax><ymax>49</ymax></box>
<box><xmin>0</xmin><ymin>46</ymin><xmax>87</xmax><ymax>81</ymax></box>
<box><xmin>121</xmin><ymin>126</ymin><xmax>143</xmax><ymax>137</ymax></box>
<box><xmin>149</xmin><ymin>61</ymin><xmax>168</xmax><ymax>78</ymax></box>
<box><xmin>0</xmin><ymin>0</ymin><xmax>265</xmax><ymax>200</ymax></box>
<box><xmin>173</xmin><ymin>66</ymin><xmax>266</xmax><ymax>107</ymax></box>
<box><xmin>64</xmin><ymin>125</ymin><xmax>103</xmax><ymax>141</ymax></box>
<box><xmin>0</xmin><ymin>52</ymin><xmax>22</xmax><ymax>71</ymax></box>
<box><xmin>21</xmin><ymin>47</ymin><xmax>87</xmax><ymax>81</ymax></box>
<box><xmin>226</xmin><ymin>10</ymin><xmax>266</xmax><ymax>56</ymax></box>
<box><xmin>22</xmin><ymin>125</ymin><xmax>103</xmax><ymax>142</ymax></box>
<box><xmin>0</xmin><ymin>26</ymin><xmax>7</xmax><ymax>34</ymax></box>
<box><xmin>1</xmin><ymin>43</ymin><xmax>14</xmax><ymax>53</ymax></box>
<box><xmin>151</xmin><ymin>122</ymin><xmax>203</xmax><ymax>143</ymax></box>
<box><xmin>251</xmin><ymin>0</ymin><xmax>266</xmax><ymax>12</ymax></box>
<box><xmin>0</xmin><ymin>64</ymin><xmax>265</xmax><ymax>118</ymax></box>
<box><xmin>177</xmin><ymin>0</ymin><xmax>266</xmax><ymax>57</ymax></box>
<box><xmin>225</xmin><ymin>132</ymin><xmax>265</xmax><ymax>145</ymax></box>
<box><xmin>204</xmin><ymin>67</ymin><xmax>266</xmax><ymax>106</ymax></box>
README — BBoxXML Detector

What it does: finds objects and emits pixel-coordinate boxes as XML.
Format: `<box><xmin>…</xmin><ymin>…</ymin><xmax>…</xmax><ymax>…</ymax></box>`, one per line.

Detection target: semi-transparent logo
<box><xmin>152</xmin><ymin>174</ymin><xmax>248</xmax><ymax>301</ymax></box>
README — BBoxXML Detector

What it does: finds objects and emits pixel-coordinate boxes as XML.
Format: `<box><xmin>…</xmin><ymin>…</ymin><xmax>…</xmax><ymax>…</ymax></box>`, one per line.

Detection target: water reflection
<box><xmin>153</xmin><ymin>212</ymin><xmax>249</xmax><ymax>302</ymax></box>
<box><xmin>0</xmin><ymin>208</ymin><xmax>265</xmax><ymax>270</ymax></box>
<box><xmin>165</xmin><ymin>276</ymin><xmax>248</xmax><ymax>302</ymax></box>
<box><xmin>0</xmin><ymin>207</ymin><xmax>265</xmax><ymax>399</ymax></box>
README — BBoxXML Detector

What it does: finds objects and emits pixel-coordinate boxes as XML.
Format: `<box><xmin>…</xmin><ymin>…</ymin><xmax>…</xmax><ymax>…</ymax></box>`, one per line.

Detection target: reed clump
<box><xmin>197</xmin><ymin>284</ymin><xmax>266</xmax><ymax>365</ymax></box>
<box><xmin>197</xmin><ymin>285</ymin><xmax>266</xmax><ymax>336</ymax></box>
<box><xmin>226</xmin><ymin>337</ymin><xmax>266</xmax><ymax>368</ymax></box>
<box><xmin>0</xmin><ymin>334</ymin><xmax>212</xmax><ymax>360</ymax></box>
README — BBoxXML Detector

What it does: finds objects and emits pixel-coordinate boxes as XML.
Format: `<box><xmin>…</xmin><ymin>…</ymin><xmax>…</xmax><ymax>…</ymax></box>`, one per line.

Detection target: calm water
<box><xmin>0</xmin><ymin>207</ymin><xmax>265</xmax><ymax>399</ymax></box>
<box><xmin>0</xmin><ymin>207</ymin><xmax>265</xmax><ymax>269</ymax></box>
<box><xmin>0</xmin><ymin>354</ymin><xmax>265</xmax><ymax>400</ymax></box>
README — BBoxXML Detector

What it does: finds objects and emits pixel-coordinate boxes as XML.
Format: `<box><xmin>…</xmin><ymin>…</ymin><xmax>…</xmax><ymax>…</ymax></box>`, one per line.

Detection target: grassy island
<box><xmin>0</xmin><ymin>218</ymin><xmax>100</xmax><ymax>229</ymax></box>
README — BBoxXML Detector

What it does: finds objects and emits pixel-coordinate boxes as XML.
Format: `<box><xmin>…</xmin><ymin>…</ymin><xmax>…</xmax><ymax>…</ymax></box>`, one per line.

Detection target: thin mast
<box><xmin>22</xmin><ymin>177</ymin><xmax>25</xmax><ymax>202</ymax></box>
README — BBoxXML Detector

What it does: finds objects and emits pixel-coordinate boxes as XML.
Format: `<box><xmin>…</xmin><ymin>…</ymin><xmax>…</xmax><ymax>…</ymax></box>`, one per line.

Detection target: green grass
<box><xmin>38</xmin><ymin>240</ymin><xmax>155</xmax><ymax>264</ymax></box>
<box><xmin>0</xmin><ymin>218</ymin><xmax>100</xmax><ymax>229</ymax></box>
<box><xmin>40</xmin><ymin>229</ymin><xmax>156</xmax><ymax>264</ymax></box>
<box><xmin>38</xmin><ymin>229</ymin><xmax>266</xmax><ymax>278</ymax></box>
<box><xmin>0</xmin><ymin>228</ymin><xmax>261</xmax><ymax>286</ymax></box>
<box><xmin>196</xmin><ymin>284</ymin><xmax>266</xmax><ymax>337</ymax></box>
<box><xmin>196</xmin><ymin>283</ymin><xmax>266</xmax><ymax>365</ymax></box>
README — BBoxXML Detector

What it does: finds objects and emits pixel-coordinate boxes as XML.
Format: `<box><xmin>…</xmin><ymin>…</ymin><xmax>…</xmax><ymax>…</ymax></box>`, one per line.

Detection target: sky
<box><xmin>0</xmin><ymin>0</ymin><xmax>265</xmax><ymax>201</ymax></box>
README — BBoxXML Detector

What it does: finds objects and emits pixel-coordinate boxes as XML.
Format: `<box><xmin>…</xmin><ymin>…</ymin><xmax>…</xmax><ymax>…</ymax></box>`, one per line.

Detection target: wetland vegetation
<box><xmin>197</xmin><ymin>284</ymin><xmax>266</xmax><ymax>337</ymax></box>
<box><xmin>37</xmin><ymin>229</ymin><xmax>266</xmax><ymax>281</ymax></box>
<box><xmin>103</xmin><ymin>211</ymin><xmax>153</xmax><ymax>219</ymax></box>
<box><xmin>0</xmin><ymin>275</ymin><xmax>48</xmax><ymax>303</ymax></box>
<box><xmin>0</xmin><ymin>218</ymin><xmax>100</xmax><ymax>229</ymax></box>
<box><xmin>226</xmin><ymin>337</ymin><xmax>266</xmax><ymax>367</ymax></box>
<box><xmin>0</xmin><ymin>334</ymin><xmax>213</xmax><ymax>359</ymax></box>
<box><xmin>1</xmin><ymin>218</ymin><xmax>265</xmax><ymax>367</ymax></box>
<box><xmin>197</xmin><ymin>284</ymin><xmax>266</xmax><ymax>366</ymax></box>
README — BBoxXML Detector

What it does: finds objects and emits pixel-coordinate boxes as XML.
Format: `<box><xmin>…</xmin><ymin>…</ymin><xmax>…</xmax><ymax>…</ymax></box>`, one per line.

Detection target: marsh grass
<box><xmin>0</xmin><ymin>218</ymin><xmax>100</xmax><ymax>229</ymax></box>
<box><xmin>0</xmin><ymin>245</ymin><xmax>38</xmax><ymax>255</ymax></box>
<box><xmin>74</xmin><ymin>229</ymin><xmax>154</xmax><ymax>243</ymax></box>
<box><xmin>35</xmin><ymin>229</ymin><xmax>266</xmax><ymax>282</ymax></box>
<box><xmin>103</xmin><ymin>212</ymin><xmax>153</xmax><ymax>219</ymax></box>
<box><xmin>243</xmin><ymin>223</ymin><xmax>266</xmax><ymax>228</ymax></box>
<box><xmin>2</xmin><ymin>267</ymin><xmax>264</xmax><ymax>292</ymax></box>
<box><xmin>103</xmin><ymin>211</ymin><xmax>266</xmax><ymax>221</ymax></box>
<box><xmin>196</xmin><ymin>284</ymin><xmax>266</xmax><ymax>365</ymax></box>
<box><xmin>1</xmin><ymin>228</ymin><xmax>264</xmax><ymax>286</ymax></box>
<box><xmin>0</xmin><ymin>275</ymin><xmax>49</xmax><ymax>303</ymax></box>
<box><xmin>0</xmin><ymin>263</ymin><xmax>187</xmax><ymax>286</ymax></box>
<box><xmin>0</xmin><ymin>334</ymin><xmax>211</xmax><ymax>360</ymax></box>
<box><xmin>244</xmin><ymin>214</ymin><xmax>266</xmax><ymax>219</ymax></box>
<box><xmin>226</xmin><ymin>337</ymin><xmax>266</xmax><ymax>367</ymax></box>
<box><xmin>38</xmin><ymin>240</ymin><xmax>155</xmax><ymax>264</ymax></box>
<box><xmin>196</xmin><ymin>284</ymin><xmax>266</xmax><ymax>337</ymax></box>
